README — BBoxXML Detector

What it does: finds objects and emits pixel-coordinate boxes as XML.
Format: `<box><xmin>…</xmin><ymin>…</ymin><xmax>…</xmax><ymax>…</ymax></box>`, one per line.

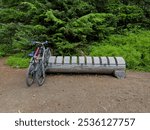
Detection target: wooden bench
<box><xmin>46</xmin><ymin>56</ymin><xmax>126</xmax><ymax>78</ymax></box>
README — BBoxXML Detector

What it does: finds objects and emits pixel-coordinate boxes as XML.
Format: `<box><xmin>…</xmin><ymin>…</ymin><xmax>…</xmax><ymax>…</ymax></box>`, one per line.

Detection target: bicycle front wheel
<box><xmin>26</xmin><ymin>63</ymin><xmax>35</xmax><ymax>87</ymax></box>
<box><xmin>36</xmin><ymin>62</ymin><xmax>45</xmax><ymax>86</ymax></box>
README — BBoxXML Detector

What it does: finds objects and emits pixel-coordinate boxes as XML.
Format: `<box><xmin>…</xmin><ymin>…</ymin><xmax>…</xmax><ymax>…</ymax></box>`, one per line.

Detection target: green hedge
<box><xmin>90</xmin><ymin>30</ymin><xmax>150</xmax><ymax>71</ymax></box>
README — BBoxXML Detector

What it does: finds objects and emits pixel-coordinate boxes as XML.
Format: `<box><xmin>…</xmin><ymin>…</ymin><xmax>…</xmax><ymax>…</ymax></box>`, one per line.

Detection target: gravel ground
<box><xmin>0</xmin><ymin>58</ymin><xmax>150</xmax><ymax>113</ymax></box>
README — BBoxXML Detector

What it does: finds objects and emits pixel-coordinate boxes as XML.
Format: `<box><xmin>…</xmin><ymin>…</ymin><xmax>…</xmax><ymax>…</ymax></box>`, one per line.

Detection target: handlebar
<box><xmin>32</xmin><ymin>41</ymin><xmax>48</xmax><ymax>45</ymax></box>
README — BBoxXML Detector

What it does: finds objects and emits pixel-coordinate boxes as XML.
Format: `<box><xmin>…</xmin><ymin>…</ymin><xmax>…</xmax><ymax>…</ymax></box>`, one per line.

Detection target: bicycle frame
<box><xmin>30</xmin><ymin>44</ymin><xmax>46</xmax><ymax>64</ymax></box>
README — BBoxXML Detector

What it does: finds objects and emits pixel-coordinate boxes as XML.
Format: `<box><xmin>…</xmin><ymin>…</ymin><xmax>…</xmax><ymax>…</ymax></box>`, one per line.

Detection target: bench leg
<box><xmin>114</xmin><ymin>70</ymin><xmax>126</xmax><ymax>79</ymax></box>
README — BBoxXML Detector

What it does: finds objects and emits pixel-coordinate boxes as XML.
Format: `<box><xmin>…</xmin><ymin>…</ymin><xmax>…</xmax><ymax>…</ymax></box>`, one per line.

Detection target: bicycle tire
<box><xmin>26</xmin><ymin>63</ymin><xmax>35</xmax><ymax>87</ymax></box>
<box><xmin>35</xmin><ymin>61</ymin><xmax>45</xmax><ymax>86</ymax></box>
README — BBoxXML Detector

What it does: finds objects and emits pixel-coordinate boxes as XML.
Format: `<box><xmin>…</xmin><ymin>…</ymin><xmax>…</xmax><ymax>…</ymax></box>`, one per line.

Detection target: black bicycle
<box><xmin>26</xmin><ymin>41</ymin><xmax>51</xmax><ymax>86</ymax></box>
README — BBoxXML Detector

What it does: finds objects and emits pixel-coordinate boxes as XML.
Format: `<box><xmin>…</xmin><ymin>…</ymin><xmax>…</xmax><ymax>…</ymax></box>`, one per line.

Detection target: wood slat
<box><xmin>93</xmin><ymin>57</ymin><xmax>100</xmax><ymax>65</ymax></box>
<box><xmin>108</xmin><ymin>57</ymin><xmax>116</xmax><ymax>65</ymax></box>
<box><xmin>86</xmin><ymin>56</ymin><xmax>93</xmax><ymax>65</ymax></box>
<box><xmin>79</xmin><ymin>56</ymin><xmax>85</xmax><ymax>64</ymax></box>
<box><xmin>49</xmin><ymin>56</ymin><xmax>56</xmax><ymax>64</ymax></box>
<box><xmin>72</xmin><ymin>56</ymin><xmax>77</xmax><ymax>64</ymax></box>
<box><xmin>64</xmin><ymin>56</ymin><xmax>70</xmax><ymax>64</ymax></box>
<box><xmin>100</xmin><ymin>57</ymin><xmax>108</xmax><ymax>65</ymax></box>
<box><xmin>56</xmin><ymin>56</ymin><xmax>63</xmax><ymax>64</ymax></box>
<box><xmin>115</xmin><ymin>57</ymin><xmax>126</xmax><ymax>65</ymax></box>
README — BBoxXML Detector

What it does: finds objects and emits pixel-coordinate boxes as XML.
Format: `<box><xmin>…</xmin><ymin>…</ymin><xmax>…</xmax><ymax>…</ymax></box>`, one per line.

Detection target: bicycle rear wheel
<box><xmin>36</xmin><ymin>61</ymin><xmax>45</xmax><ymax>86</ymax></box>
<box><xmin>26</xmin><ymin>63</ymin><xmax>35</xmax><ymax>87</ymax></box>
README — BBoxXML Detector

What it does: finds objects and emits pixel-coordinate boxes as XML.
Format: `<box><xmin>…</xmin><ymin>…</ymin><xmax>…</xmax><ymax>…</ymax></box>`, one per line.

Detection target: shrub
<box><xmin>90</xmin><ymin>45</ymin><xmax>141</xmax><ymax>70</ymax></box>
<box><xmin>58</xmin><ymin>13</ymin><xmax>117</xmax><ymax>47</ymax></box>
<box><xmin>6</xmin><ymin>55</ymin><xmax>30</xmax><ymax>68</ymax></box>
<box><xmin>0</xmin><ymin>44</ymin><xmax>12</xmax><ymax>56</ymax></box>
<box><xmin>45</xmin><ymin>10</ymin><xmax>64</xmax><ymax>24</ymax></box>
<box><xmin>0</xmin><ymin>8</ymin><xmax>25</xmax><ymax>23</ymax></box>
<box><xmin>0</xmin><ymin>52</ymin><xmax>5</xmax><ymax>57</ymax></box>
<box><xmin>107</xmin><ymin>4</ymin><xmax>144</xmax><ymax>23</ymax></box>
<box><xmin>90</xmin><ymin>30</ymin><xmax>150</xmax><ymax>72</ymax></box>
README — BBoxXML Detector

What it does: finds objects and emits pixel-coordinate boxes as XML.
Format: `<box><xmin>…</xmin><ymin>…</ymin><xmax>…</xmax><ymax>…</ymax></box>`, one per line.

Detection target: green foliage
<box><xmin>52</xmin><ymin>13</ymin><xmax>115</xmax><ymax>55</ymax></box>
<box><xmin>19</xmin><ymin>2</ymin><xmax>37</xmax><ymax>12</ymax></box>
<box><xmin>0</xmin><ymin>0</ymin><xmax>150</xmax><ymax>71</ymax></box>
<box><xmin>0</xmin><ymin>44</ymin><xmax>12</xmax><ymax>56</ymax></box>
<box><xmin>90</xmin><ymin>30</ymin><xmax>150</xmax><ymax>71</ymax></box>
<box><xmin>1</xmin><ymin>0</ymin><xmax>21</xmax><ymax>6</ymax></box>
<box><xmin>107</xmin><ymin>4</ymin><xmax>144</xmax><ymax>29</ymax></box>
<box><xmin>86</xmin><ymin>0</ymin><xmax>109</xmax><ymax>12</ymax></box>
<box><xmin>0</xmin><ymin>23</ymin><xmax>18</xmax><ymax>54</ymax></box>
<box><xmin>45</xmin><ymin>10</ymin><xmax>64</xmax><ymax>24</ymax></box>
<box><xmin>0</xmin><ymin>52</ymin><xmax>5</xmax><ymax>57</ymax></box>
<box><xmin>91</xmin><ymin>45</ymin><xmax>142</xmax><ymax>70</ymax></box>
<box><xmin>57</xmin><ymin>13</ymin><xmax>117</xmax><ymax>47</ymax></box>
<box><xmin>0</xmin><ymin>8</ymin><xmax>24</xmax><ymax>23</ymax></box>
<box><xmin>55</xmin><ymin>41</ymin><xmax>79</xmax><ymax>55</ymax></box>
<box><xmin>6</xmin><ymin>54</ymin><xmax>30</xmax><ymax>68</ymax></box>
<box><xmin>49</xmin><ymin>0</ymin><xmax>96</xmax><ymax>20</ymax></box>
<box><xmin>0</xmin><ymin>23</ymin><xmax>48</xmax><ymax>54</ymax></box>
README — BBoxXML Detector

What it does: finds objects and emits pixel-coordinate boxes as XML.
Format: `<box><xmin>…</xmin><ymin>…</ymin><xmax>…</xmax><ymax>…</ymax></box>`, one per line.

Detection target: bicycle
<box><xmin>26</xmin><ymin>41</ymin><xmax>51</xmax><ymax>86</ymax></box>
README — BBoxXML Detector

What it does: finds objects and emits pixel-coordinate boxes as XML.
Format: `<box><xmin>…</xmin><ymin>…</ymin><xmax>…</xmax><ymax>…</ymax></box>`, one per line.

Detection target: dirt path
<box><xmin>0</xmin><ymin>58</ymin><xmax>150</xmax><ymax>113</ymax></box>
